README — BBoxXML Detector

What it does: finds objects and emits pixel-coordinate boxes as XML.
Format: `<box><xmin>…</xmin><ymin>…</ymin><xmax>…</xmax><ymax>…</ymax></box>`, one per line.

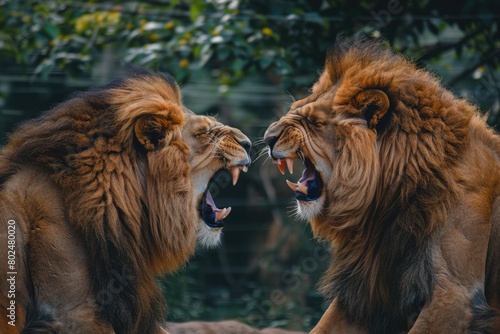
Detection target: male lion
<box><xmin>0</xmin><ymin>69</ymin><xmax>251</xmax><ymax>333</ymax></box>
<box><xmin>264</xmin><ymin>38</ymin><xmax>500</xmax><ymax>333</ymax></box>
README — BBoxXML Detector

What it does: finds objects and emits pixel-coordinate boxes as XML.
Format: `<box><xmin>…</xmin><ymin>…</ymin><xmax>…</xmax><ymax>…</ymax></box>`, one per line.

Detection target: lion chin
<box><xmin>265</xmin><ymin>37</ymin><xmax>500</xmax><ymax>333</ymax></box>
<box><xmin>196</xmin><ymin>222</ymin><xmax>225</xmax><ymax>248</ymax></box>
<box><xmin>295</xmin><ymin>198</ymin><xmax>323</xmax><ymax>221</ymax></box>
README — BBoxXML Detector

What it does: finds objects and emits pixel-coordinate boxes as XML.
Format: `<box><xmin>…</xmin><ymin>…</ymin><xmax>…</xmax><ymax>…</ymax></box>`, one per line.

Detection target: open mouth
<box><xmin>200</xmin><ymin>165</ymin><xmax>248</xmax><ymax>228</ymax></box>
<box><xmin>273</xmin><ymin>155</ymin><xmax>322</xmax><ymax>201</ymax></box>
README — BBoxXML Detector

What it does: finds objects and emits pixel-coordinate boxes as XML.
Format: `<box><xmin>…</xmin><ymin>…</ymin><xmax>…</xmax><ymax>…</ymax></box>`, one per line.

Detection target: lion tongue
<box><xmin>299</xmin><ymin>167</ymin><xmax>316</xmax><ymax>183</ymax></box>
<box><xmin>205</xmin><ymin>191</ymin><xmax>232</xmax><ymax>221</ymax></box>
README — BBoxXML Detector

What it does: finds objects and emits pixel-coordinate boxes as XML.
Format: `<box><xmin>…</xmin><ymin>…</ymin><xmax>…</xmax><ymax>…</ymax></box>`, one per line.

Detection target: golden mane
<box><xmin>0</xmin><ymin>69</ymin><xmax>197</xmax><ymax>333</ymax></box>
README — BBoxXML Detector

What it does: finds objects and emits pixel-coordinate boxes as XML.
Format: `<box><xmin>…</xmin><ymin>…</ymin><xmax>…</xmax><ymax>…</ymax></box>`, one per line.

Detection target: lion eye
<box><xmin>195</xmin><ymin>128</ymin><xmax>211</xmax><ymax>136</ymax></box>
<box><xmin>308</xmin><ymin>117</ymin><xmax>317</xmax><ymax>124</ymax></box>
<box><xmin>301</xmin><ymin>115</ymin><xmax>323</xmax><ymax>126</ymax></box>
<box><xmin>298</xmin><ymin>114</ymin><xmax>311</xmax><ymax>123</ymax></box>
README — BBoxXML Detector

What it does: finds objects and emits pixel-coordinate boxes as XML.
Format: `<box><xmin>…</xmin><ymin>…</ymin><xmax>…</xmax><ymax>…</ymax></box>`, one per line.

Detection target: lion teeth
<box><xmin>215</xmin><ymin>207</ymin><xmax>232</xmax><ymax>221</ymax></box>
<box><xmin>277</xmin><ymin>159</ymin><xmax>286</xmax><ymax>175</ymax></box>
<box><xmin>242</xmin><ymin>165</ymin><xmax>248</xmax><ymax>173</ymax></box>
<box><xmin>286</xmin><ymin>180</ymin><xmax>298</xmax><ymax>192</ymax></box>
<box><xmin>297</xmin><ymin>181</ymin><xmax>308</xmax><ymax>195</ymax></box>
<box><xmin>286</xmin><ymin>158</ymin><xmax>294</xmax><ymax>174</ymax></box>
<box><xmin>230</xmin><ymin>167</ymin><xmax>241</xmax><ymax>186</ymax></box>
<box><xmin>286</xmin><ymin>180</ymin><xmax>308</xmax><ymax>195</ymax></box>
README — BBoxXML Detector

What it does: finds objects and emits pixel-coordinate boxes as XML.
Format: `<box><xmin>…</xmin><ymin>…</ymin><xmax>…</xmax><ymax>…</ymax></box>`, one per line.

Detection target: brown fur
<box><xmin>168</xmin><ymin>320</ymin><xmax>306</xmax><ymax>334</ymax></box>
<box><xmin>265</xmin><ymin>37</ymin><xmax>500</xmax><ymax>333</ymax></box>
<box><xmin>0</xmin><ymin>70</ymin><xmax>196</xmax><ymax>333</ymax></box>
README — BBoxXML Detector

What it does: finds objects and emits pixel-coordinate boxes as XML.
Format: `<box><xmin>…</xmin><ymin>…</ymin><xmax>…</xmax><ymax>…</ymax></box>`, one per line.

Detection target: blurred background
<box><xmin>1</xmin><ymin>0</ymin><xmax>499</xmax><ymax>331</ymax></box>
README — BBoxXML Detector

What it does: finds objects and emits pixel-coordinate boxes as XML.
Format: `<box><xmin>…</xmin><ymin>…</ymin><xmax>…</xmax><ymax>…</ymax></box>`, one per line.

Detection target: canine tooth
<box><xmin>242</xmin><ymin>165</ymin><xmax>248</xmax><ymax>173</ymax></box>
<box><xmin>286</xmin><ymin>180</ymin><xmax>298</xmax><ymax>192</ymax></box>
<box><xmin>297</xmin><ymin>181</ymin><xmax>308</xmax><ymax>195</ymax></box>
<box><xmin>223</xmin><ymin>207</ymin><xmax>231</xmax><ymax>219</ymax></box>
<box><xmin>215</xmin><ymin>207</ymin><xmax>232</xmax><ymax>221</ymax></box>
<box><xmin>286</xmin><ymin>158</ymin><xmax>294</xmax><ymax>174</ymax></box>
<box><xmin>230</xmin><ymin>166</ymin><xmax>241</xmax><ymax>186</ymax></box>
<box><xmin>215</xmin><ymin>209</ymin><xmax>225</xmax><ymax>221</ymax></box>
<box><xmin>277</xmin><ymin>159</ymin><xmax>286</xmax><ymax>175</ymax></box>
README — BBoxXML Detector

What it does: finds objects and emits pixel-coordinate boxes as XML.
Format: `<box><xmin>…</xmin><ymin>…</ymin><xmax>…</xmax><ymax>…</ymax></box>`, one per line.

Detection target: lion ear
<box><xmin>134</xmin><ymin>114</ymin><xmax>170</xmax><ymax>151</ymax></box>
<box><xmin>353</xmin><ymin>89</ymin><xmax>390</xmax><ymax>129</ymax></box>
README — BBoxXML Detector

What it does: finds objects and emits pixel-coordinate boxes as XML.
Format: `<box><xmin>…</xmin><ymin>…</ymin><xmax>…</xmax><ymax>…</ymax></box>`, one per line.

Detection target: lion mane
<box><xmin>0</xmin><ymin>69</ymin><xmax>197</xmax><ymax>333</ymax></box>
<box><xmin>265</xmin><ymin>38</ymin><xmax>500</xmax><ymax>333</ymax></box>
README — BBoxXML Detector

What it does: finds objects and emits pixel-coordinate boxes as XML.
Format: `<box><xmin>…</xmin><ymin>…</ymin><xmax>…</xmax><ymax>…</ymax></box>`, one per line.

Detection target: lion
<box><xmin>0</xmin><ymin>69</ymin><xmax>251</xmax><ymax>333</ymax></box>
<box><xmin>264</xmin><ymin>37</ymin><xmax>500</xmax><ymax>333</ymax></box>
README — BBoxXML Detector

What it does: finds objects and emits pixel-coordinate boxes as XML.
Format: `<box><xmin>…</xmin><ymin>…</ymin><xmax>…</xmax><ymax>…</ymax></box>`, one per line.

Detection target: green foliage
<box><xmin>2</xmin><ymin>0</ymin><xmax>499</xmax><ymax>91</ymax></box>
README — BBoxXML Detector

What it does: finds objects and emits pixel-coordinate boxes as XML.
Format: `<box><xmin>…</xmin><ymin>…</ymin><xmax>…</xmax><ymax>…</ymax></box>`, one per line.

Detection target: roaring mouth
<box><xmin>200</xmin><ymin>165</ymin><xmax>248</xmax><ymax>228</ymax></box>
<box><xmin>273</xmin><ymin>155</ymin><xmax>322</xmax><ymax>201</ymax></box>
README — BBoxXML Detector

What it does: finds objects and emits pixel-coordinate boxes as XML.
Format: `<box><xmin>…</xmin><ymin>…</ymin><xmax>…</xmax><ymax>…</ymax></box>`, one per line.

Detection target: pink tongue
<box><xmin>205</xmin><ymin>191</ymin><xmax>221</xmax><ymax>212</ymax></box>
<box><xmin>299</xmin><ymin>168</ymin><xmax>315</xmax><ymax>184</ymax></box>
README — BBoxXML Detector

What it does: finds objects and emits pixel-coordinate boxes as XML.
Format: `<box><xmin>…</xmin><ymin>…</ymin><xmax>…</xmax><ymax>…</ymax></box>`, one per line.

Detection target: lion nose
<box><xmin>264</xmin><ymin>136</ymin><xmax>279</xmax><ymax>151</ymax></box>
<box><xmin>240</xmin><ymin>141</ymin><xmax>252</xmax><ymax>155</ymax></box>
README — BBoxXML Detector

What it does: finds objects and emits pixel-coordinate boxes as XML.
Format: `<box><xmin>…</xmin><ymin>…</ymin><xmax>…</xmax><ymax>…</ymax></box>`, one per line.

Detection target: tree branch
<box><xmin>418</xmin><ymin>28</ymin><xmax>483</xmax><ymax>62</ymax></box>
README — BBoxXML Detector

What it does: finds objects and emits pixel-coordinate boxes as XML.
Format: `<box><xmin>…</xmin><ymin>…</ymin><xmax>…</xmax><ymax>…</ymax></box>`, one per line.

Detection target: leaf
<box><xmin>198</xmin><ymin>48</ymin><xmax>213</xmax><ymax>67</ymax></box>
<box><xmin>138</xmin><ymin>52</ymin><xmax>157</xmax><ymax>65</ymax></box>
<box><xmin>43</xmin><ymin>22</ymin><xmax>59</xmax><ymax>40</ymax></box>
<box><xmin>210</xmin><ymin>35</ymin><xmax>224</xmax><ymax>44</ymax></box>
<box><xmin>143</xmin><ymin>22</ymin><xmax>164</xmax><ymax>30</ymax></box>
<box><xmin>217</xmin><ymin>47</ymin><xmax>230</xmax><ymax>60</ymax></box>
<box><xmin>259</xmin><ymin>55</ymin><xmax>273</xmax><ymax>69</ymax></box>
<box><xmin>189</xmin><ymin>1</ymin><xmax>206</xmax><ymax>21</ymax></box>
<box><xmin>231</xmin><ymin>58</ymin><xmax>246</xmax><ymax>72</ymax></box>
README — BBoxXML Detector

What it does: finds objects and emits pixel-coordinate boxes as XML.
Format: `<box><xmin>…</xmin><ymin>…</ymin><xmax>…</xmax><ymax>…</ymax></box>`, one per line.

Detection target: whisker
<box><xmin>252</xmin><ymin>149</ymin><xmax>265</xmax><ymax>159</ymax></box>
<box><xmin>253</xmin><ymin>152</ymin><xmax>268</xmax><ymax>162</ymax></box>
<box><xmin>260</xmin><ymin>155</ymin><xmax>271</xmax><ymax>166</ymax></box>
<box><xmin>253</xmin><ymin>154</ymin><xmax>266</xmax><ymax>164</ymax></box>
<box><xmin>258</xmin><ymin>146</ymin><xmax>268</xmax><ymax>154</ymax></box>
<box><xmin>286</xmin><ymin>203</ymin><xmax>303</xmax><ymax>222</ymax></box>
<box><xmin>285</xmin><ymin>90</ymin><xmax>296</xmax><ymax>102</ymax></box>
<box><xmin>253</xmin><ymin>148</ymin><xmax>271</xmax><ymax>163</ymax></box>
<box><xmin>273</xmin><ymin>107</ymin><xmax>286</xmax><ymax>119</ymax></box>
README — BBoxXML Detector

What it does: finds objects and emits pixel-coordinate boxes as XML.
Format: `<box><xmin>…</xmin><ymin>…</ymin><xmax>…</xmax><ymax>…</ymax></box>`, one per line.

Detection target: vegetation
<box><xmin>2</xmin><ymin>0</ymin><xmax>499</xmax><ymax>122</ymax></box>
<box><xmin>1</xmin><ymin>1</ymin><xmax>499</xmax><ymax>88</ymax></box>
